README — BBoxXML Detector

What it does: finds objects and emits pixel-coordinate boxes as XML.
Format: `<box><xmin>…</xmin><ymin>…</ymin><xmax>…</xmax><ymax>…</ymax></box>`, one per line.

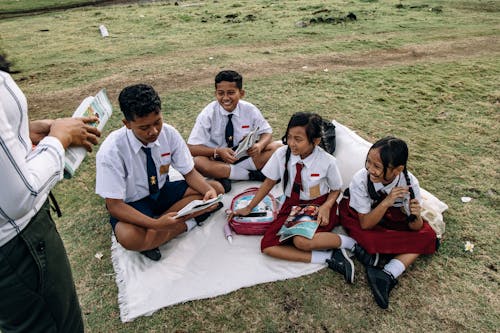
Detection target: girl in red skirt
<box><xmin>230</xmin><ymin>112</ymin><xmax>373</xmax><ymax>284</ymax></box>
<box><xmin>339</xmin><ymin>136</ymin><xmax>437</xmax><ymax>309</ymax></box>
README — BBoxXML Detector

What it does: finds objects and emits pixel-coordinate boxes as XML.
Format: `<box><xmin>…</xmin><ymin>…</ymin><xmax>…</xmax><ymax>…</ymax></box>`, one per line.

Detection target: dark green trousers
<box><xmin>0</xmin><ymin>201</ymin><xmax>84</xmax><ymax>333</ymax></box>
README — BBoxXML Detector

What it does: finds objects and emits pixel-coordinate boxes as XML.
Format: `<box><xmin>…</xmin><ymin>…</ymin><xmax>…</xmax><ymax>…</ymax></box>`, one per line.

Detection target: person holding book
<box><xmin>187</xmin><ymin>70</ymin><xmax>282</xmax><ymax>192</ymax></box>
<box><xmin>95</xmin><ymin>84</ymin><xmax>224</xmax><ymax>261</ymax></box>
<box><xmin>339</xmin><ymin>136</ymin><xmax>437</xmax><ymax>309</ymax></box>
<box><xmin>0</xmin><ymin>53</ymin><xmax>101</xmax><ymax>333</ymax></box>
<box><xmin>229</xmin><ymin>112</ymin><xmax>376</xmax><ymax>284</ymax></box>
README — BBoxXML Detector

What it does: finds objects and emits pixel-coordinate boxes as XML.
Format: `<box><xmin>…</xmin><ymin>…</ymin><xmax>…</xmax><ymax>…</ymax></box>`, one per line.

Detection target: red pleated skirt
<box><xmin>338</xmin><ymin>198</ymin><xmax>436</xmax><ymax>255</ymax></box>
<box><xmin>260</xmin><ymin>194</ymin><xmax>339</xmax><ymax>251</ymax></box>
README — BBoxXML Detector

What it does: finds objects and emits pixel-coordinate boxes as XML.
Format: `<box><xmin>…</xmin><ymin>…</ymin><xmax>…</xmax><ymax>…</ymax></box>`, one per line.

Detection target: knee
<box><xmin>293</xmin><ymin>237</ymin><xmax>313</xmax><ymax>251</ymax></box>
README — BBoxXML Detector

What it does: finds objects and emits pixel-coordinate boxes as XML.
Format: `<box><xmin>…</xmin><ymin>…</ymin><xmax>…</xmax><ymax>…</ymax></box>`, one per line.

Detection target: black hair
<box><xmin>367</xmin><ymin>136</ymin><xmax>416</xmax><ymax>221</ymax></box>
<box><xmin>368</xmin><ymin>136</ymin><xmax>408</xmax><ymax>180</ymax></box>
<box><xmin>118</xmin><ymin>84</ymin><xmax>161</xmax><ymax>121</ymax></box>
<box><xmin>281</xmin><ymin>112</ymin><xmax>324</xmax><ymax>193</ymax></box>
<box><xmin>215</xmin><ymin>70</ymin><xmax>243</xmax><ymax>90</ymax></box>
<box><xmin>0</xmin><ymin>53</ymin><xmax>12</xmax><ymax>73</ymax></box>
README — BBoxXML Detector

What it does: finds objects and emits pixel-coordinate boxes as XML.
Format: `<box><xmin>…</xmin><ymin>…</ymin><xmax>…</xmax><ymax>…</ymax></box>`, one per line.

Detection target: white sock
<box><xmin>311</xmin><ymin>250</ymin><xmax>333</xmax><ymax>264</ymax></box>
<box><xmin>237</xmin><ymin>157</ymin><xmax>257</xmax><ymax>171</ymax></box>
<box><xmin>185</xmin><ymin>219</ymin><xmax>197</xmax><ymax>232</ymax></box>
<box><xmin>338</xmin><ymin>234</ymin><xmax>356</xmax><ymax>251</ymax></box>
<box><xmin>229</xmin><ymin>165</ymin><xmax>250</xmax><ymax>180</ymax></box>
<box><xmin>383</xmin><ymin>259</ymin><xmax>406</xmax><ymax>279</ymax></box>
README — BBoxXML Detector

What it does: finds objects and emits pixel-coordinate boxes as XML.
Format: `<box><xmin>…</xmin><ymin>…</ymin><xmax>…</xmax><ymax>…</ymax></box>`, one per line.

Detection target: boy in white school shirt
<box><xmin>96</xmin><ymin>84</ymin><xmax>224</xmax><ymax>261</ymax></box>
<box><xmin>187</xmin><ymin>70</ymin><xmax>282</xmax><ymax>192</ymax></box>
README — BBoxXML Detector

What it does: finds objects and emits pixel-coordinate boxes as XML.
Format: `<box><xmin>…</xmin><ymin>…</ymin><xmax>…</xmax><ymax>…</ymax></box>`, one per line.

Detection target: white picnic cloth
<box><xmin>111</xmin><ymin>121</ymin><xmax>448</xmax><ymax>322</ymax></box>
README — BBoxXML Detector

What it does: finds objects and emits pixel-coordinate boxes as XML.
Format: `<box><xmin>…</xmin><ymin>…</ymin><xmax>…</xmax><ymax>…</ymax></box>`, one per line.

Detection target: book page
<box><xmin>174</xmin><ymin>194</ymin><xmax>223</xmax><ymax>218</ymax></box>
<box><xmin>64</xmin><ymin>89</ymin><xmax>113</xmax><ymax>178</ymax></box>
<box><xmin>277</xmin><ymin>205</ymin><xmax>320</xmax><ymax>241</ymax></box>
<box><xmin>233</xmin><ymin>127</ymin><xmax>260</xmax><ymax>159</ymax></box>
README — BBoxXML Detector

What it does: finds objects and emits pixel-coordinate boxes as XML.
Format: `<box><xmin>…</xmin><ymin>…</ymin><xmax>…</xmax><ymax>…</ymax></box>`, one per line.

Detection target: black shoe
<box><xmin>195</xmin><ymin>202</ymin><xmax>224</xmax><ymax>225</ymax></box>
<box><xmin>216</xmin><ymin>178</ymin><xmax>232</xmax><ymax>193</ymax></box>
<box><xmin>248</xmin><ymin>169</ymin><xmax>266</xmax><ymax>181</ymax></box>
<box><xmin>140</xmin><ymin>248</ymin><xmax>161</xmax><ymax>261</ymax></box>
<box><xmin>366</xmin><ymin>266</ymin><xmax>397</xmax><ymax>309</ymax></box>
<box><xmin>352</xmin><ymin>243</ymin><xmax>379</xmax><ymax>267</ymax></box>
<box><xmin>326</xmin><ymin>249</ymin><xmax>355</xmax><ymax>284</ymax></box>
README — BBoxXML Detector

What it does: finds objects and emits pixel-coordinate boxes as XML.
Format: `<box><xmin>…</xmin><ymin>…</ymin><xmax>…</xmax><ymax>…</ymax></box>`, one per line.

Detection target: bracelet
<box><xmin>213</xmin><ymin>147</ymin><xmax>218</xmax><ymax>159</ymax></box>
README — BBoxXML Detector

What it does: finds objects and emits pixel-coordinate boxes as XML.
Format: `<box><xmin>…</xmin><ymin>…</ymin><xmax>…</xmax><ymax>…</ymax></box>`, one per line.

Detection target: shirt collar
<box><xmin>217</xmin><ymin>102</ymin><xmax>241</xmax><ymax>118</ymax></box>
<box><xmin>373</xmin><ymin>173</ymin><xmax>402</xmax><ymax>193</ymax></box>
<box><xmin>126</xmin><ymin>127</ymin><xmax>160</xmax><ymax>154</ymax></box>
<box><xmin>290</xmin><ymin>146</ymin><xmax>319</xmax><ymax>169</ymax></box>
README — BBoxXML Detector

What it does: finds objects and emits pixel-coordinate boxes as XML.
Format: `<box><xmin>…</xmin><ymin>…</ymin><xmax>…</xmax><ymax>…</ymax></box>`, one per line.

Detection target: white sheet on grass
<box><xmin>111</xmin><ymin>121</ymin><xmax>448</xmax><ymax>322</ymax></box>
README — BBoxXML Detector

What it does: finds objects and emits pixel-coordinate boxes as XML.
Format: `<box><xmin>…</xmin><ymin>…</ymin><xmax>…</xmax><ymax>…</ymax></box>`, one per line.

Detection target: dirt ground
<box><xmin>24</xmin><ymin>34</ymin><xmax>499</xmax><ymax>118</ymax></box>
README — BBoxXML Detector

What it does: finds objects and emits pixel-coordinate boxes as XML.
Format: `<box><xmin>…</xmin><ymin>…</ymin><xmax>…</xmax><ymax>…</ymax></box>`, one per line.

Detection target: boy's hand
<box><xmin>156</xmin><ymin>212</ymin><xmax>182</xmax><ymax>229</ymax></box>
<box><xmin>218</xmin><ymin>147</ymin><xmax>238</xmax><ymax>164</ymax></box>
<box><xmin>247</xmin><ymin>142</ymin><xmax>263</xmax><ymax>157</ymax></box>
<box><xmin>203</xmin><ymin>188</ymin><xmax>217</xmax><ymax>201</ymax></box>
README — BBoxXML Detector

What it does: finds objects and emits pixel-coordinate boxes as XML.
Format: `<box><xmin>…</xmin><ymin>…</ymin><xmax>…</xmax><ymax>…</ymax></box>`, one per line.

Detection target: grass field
<box><xmin>1</xmin><ymin>0</ymin><xmax>499</xmax><ymax>332</ymax></box>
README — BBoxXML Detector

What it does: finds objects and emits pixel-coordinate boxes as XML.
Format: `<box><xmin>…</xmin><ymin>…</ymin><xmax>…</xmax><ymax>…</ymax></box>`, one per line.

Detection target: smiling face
<box><xmin>286</xmin><ymin>125</ymin><xmax>320</xmax><ymax>159</ymax></box>
<box><xmin>365</xmin><ymin>147</ymin><xmax>403</xmax><ymax>184</ymax></box>
<box><xmin>215</xmin><ymin>81</ymin><xmax>245</xmax><ymax>112</ymax></box>
<box><xmin>123</xmin><ymin>111</ymin><xmax>163</xmax><ymax>145</ymax></box>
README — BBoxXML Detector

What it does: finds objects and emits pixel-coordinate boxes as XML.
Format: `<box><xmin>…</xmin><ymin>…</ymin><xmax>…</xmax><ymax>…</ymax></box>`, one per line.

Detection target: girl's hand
<box><xmin>226</xmin><ymin>206</ymin><xmax>252</xmax><ymax>222</ymax></box>
<box><xmin>317</xmin><ymin>205</ymin><xmax>331</xmax><ymax>226</ymax></box>
<box><xmin>409</xmin><ymin>198</ymin><xmax>422</xmax><ymax>219</ymax></box>
<box><xmin>156</xmin><ymin>212</ymin><xmax>182</xmax><ymax>229</ymax></box>
<box><xmin>383</xmin><ymin>186</ymin><xmax>410</xmax><ymax>207</ymax></box>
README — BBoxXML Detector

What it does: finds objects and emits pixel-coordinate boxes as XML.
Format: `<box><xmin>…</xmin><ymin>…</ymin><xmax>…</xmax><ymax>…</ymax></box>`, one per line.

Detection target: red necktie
<box><xmin>290</xmin><ymin>162</ymin><xmax>303</xmax><ymax>201</ymax></box>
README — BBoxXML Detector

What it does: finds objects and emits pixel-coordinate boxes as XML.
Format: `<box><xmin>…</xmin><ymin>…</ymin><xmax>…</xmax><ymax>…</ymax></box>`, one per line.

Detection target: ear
<box><xmin>394</xmin><ymin>165</ymin><xmax>405</xmax><ymax>174</ymax></box>
<box><xmin>313</xmin><ymin>137</ymin><xmax>321</xmax><ymax>146</ymax></box>
<box><xmin>239</xmin><ymin>89</ymin><xmax>245</xmax><ymax>98</ymax></box>
<box><xmin>122</xmin><ymin>118</ymin><xmax>132</xmax><ymax>129</ymax></box>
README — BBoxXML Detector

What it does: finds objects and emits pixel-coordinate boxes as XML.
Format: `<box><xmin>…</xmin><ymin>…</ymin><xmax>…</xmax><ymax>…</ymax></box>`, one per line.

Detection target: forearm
<box><xmin>183</xmin><ymin>169</ymin><xmax>214</xmax><ymax>195</ymax></box>
<box><xmin>359</xmin><ymin>201</ymin><xmax>391</xmax><ymax>229</ymax></box>
<box><xmin>247</xmin><ymin>178</ymin><xmax>276</xmax><ymax>210</ymax></box>
<box><xmin>106</xmin><ymin>198</ymin><xmax>158</xmax><ymax>229</ymax></box>
<box><xmin>320</xmin><ymin>190</ymin><xmax>340</xmax><ymax>210</ymax></box>
<box><xmin>188</xmin><ymin>144</ymin><xmax>216</xmax><ymax>158</ymax></box>
<box><xmin>257</xmin><ymin>133</ymin><xmax>273</xmax><ymax>148</ymax></box>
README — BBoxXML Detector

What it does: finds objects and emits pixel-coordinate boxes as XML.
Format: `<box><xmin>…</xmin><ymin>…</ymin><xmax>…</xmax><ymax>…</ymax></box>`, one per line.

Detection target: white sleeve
<box><xmin>95</xmin><ymin>141</ymin><xmax>127</xmax><ymax>200</ymax></box>
<box><xmin>169</xmin><ymin>126</ymin><xmax>195</xmax><ymax>175</ymax></box>
<box><xmin>348</xmin><ymin>170</ymin><xmax>372</xmax><ymax>214</ymax></box>
<box><xmin>326</xmin><ymin>157</ymin><xmax>343</xmax><ymax>191</ymax></box>
<box><xmin>0</xmin><ymin>100</ymin><xmax>64</xmax><ymax>220</ymax></box>
<box><xmin>187</xmin><ymin>106</ymin><xmax>213</xmax><ymax>146</ymax></box>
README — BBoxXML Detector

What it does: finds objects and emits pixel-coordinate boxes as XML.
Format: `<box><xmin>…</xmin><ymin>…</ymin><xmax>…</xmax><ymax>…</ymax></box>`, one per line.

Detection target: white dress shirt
<box><xmin>0</xmin><ymin>71</ymin><xmax>65</xmax><ymax>246</ymax></box>
<box><xmin>96</xmin><ymin>123</ymin><xmax>194</xmax><ymax>203</ymax></box>
<box><xmin>262</xmin><ymin>145</ymin><xmax>343</xmax><ymax>200</ymax></box>
<box><xmin>187</xmin><ymin>100</ymin><xmax>272</xmax><ymax>148</ymax></box>
<box><xmin>348</xmin><ymin>168</ymin><xmax>422</xmax><ymax>214</ymax></box>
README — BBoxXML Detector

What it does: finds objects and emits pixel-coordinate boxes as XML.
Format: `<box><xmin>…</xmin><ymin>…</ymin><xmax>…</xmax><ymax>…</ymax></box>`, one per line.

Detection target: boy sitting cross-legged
<box><xmin>187</xmin><ymin>70</ymin><xmax>282</xmax><ymax>192</ymax></box>
<box><xmin>96</xmin><ymin>84</ymin><xmax>224</xmax><ymax>261</ymax></box>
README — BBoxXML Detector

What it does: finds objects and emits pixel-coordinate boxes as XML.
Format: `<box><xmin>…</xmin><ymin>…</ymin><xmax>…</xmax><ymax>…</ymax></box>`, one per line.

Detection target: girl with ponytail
<box><xmin>339</xmin><ymin>136</ymin><xmax>437</xmax><ymax>309</ymax></box>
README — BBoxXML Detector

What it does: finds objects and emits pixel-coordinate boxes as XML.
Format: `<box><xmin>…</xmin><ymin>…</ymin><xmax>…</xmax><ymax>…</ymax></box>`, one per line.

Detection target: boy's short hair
<box><xmin>118</xmin><ymin>84</ymin><xmax>161</xmax><ymax>121</ymax></box>
<box><xmin>215</xmin><ymin>70</ymin><xmax>243</xmax><ymax>89</ymax></box>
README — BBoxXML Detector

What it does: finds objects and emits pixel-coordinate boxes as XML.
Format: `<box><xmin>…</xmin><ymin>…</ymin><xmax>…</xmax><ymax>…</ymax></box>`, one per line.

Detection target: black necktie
<box><xmin>225</xmin><ymin>114</ymin><xmax>234</xmax><ymax>148</ymax></box>
<box><xmin>142</xmin><ymin>147</ymin><xmax>159</xmax><ymax>200</ymax></box>
<box><xmin>290</xmin><ymin>162</ymin><xmax>303</xmax><ymax>201</ymax></box>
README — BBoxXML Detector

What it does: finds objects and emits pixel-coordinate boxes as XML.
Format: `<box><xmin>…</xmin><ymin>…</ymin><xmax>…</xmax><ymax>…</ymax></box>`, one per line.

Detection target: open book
<box><xmin>233</xmin><ymin>127</ymin><xmax>260</xmax><ymax>160</ymax></box>
<box><xmin>64</xmin><ymin>89</ymin><xmax>113</xmax><ymax>178</ymax></box>
<box><xmin>277</xmin><ymin>204</ymin><xmax>320</xmax><ymax>242</ymax></box>
<box><xmin>174</xmin><ymin>194</ymin><xmax>224</xmax><ymax>219</ymax></box>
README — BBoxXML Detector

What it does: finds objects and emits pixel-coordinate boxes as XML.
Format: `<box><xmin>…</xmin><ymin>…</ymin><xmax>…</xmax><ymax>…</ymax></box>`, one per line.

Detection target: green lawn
<box><xmin>1</xmin><ymin>0</ymin><xmax>499</xmax><ymax>331</ymax></box>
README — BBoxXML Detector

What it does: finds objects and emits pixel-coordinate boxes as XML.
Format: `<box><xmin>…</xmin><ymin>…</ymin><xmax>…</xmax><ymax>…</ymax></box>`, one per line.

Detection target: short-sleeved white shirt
<box><xmin>348</xmin><ymin>168</ymin><xmax>422</xmax><ymax>214</ymax></box>
<box><xmin>96</xmin><ymin>123</ymin><xmax>194</xmax><ymax>203</ymax></box>
<box><xmin>187</xmin><ymin>100</ymin><xmax>272</xmax><ymax>148</ymax></box>
<box><xmin>262</xmin><ymin>145</ymin><xmax>342</xmax><ymax>200</ymax></box>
